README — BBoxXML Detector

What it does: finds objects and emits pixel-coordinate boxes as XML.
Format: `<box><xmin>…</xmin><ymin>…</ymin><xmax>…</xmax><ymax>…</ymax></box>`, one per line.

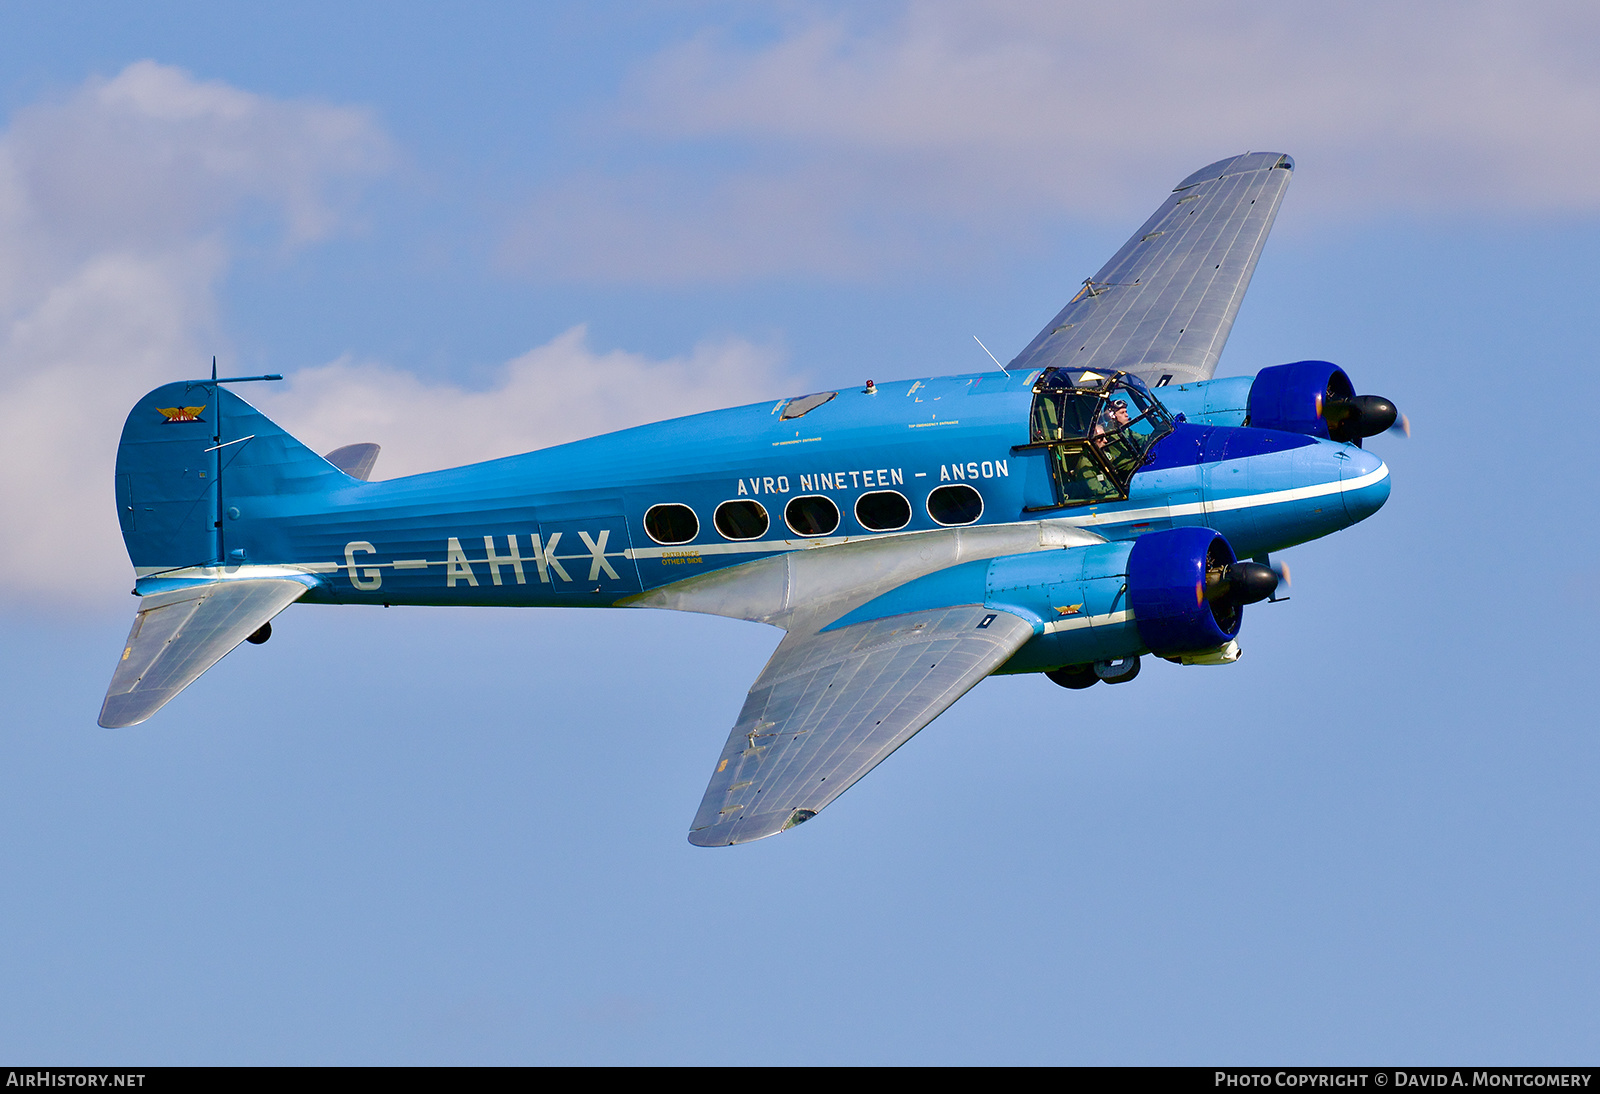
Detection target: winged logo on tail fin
<box><xmin>156</xmin><ymin>406</ymin><xmax>207</xmax><ymax>422</ymax></box>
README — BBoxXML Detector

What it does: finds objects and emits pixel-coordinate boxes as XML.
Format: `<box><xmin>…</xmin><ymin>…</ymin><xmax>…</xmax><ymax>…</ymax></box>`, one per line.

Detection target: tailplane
<box><xmin>100</xmin><ymin>578</ymin><xmax>309</xmax><ymax>727</ymax></box>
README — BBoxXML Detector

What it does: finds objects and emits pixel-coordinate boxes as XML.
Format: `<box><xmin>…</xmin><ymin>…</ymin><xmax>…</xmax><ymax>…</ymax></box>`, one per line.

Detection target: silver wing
<box><xmin>1009</xmin><ymin>151</ymin><xmax>1294</xmax><ymax>387</ymax></box>
<box><xmin>99</xmin><ymin>578</ymin><xmax>310</xmax><ymax>728</ymax></box>
<box><xmin>689</xmin><ymin>606</ymin><xmax>1035</xmax><ymax>846</ymax></box>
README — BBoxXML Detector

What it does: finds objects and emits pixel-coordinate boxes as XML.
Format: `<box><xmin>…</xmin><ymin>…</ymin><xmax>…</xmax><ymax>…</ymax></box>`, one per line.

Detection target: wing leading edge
<box><xmin>1009</xmin><ymin>151</ymin><xmax>1294</xmax><ymax>387</ymax></box>
<box><xmin>689</xmin><ymin>605</ymin><xmax>1035</xmax><ymax>846</ymax></box>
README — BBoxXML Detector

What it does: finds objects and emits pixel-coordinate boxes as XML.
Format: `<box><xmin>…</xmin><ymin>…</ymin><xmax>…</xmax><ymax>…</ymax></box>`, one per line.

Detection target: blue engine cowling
<box><xmin>1128</xmin><ymin>527</ymin><xmax>1243</xmax><ymax>656</ymax></box>
<box><xmin>1246</xmin><ymin>360</ymin><xmax>1352</xmax><ymax>439</ymax></box>
<box><xmin>1246</xmin><ymin>360</ymin><xmax>1399</xmax><ymax>445</ymax></box>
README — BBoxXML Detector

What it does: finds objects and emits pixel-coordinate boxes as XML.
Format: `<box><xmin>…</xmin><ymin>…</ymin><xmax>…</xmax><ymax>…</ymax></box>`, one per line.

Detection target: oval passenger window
<box><xmin>643</xmin><ymin>503</ymin><xmax>699</xmax><ymax>545</ymax></box>
<box><xmin>784</xmin><ymin>495</ymin><xmax>840</xmax><ymax>537</ymax></box>
<box><xmin>855</xmin><ymin>490</ymin><xmax>911</xmax><ymax>531</ymax></box>
<box><xmin>926</xmin><ymin>484</ymin><xmax>983</xmax><ymax>526</ymax></box>
<box><xmin>714</xmin><ymin>499</ymin><xmax>769</xmax><ymax>540</ymax></box>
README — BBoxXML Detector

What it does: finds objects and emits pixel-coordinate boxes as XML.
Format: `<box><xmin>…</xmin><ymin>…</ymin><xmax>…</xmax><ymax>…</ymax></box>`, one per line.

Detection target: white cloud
<box><xmin>0</xmin><ymin>63</ymin><xmax>797</xmax><ymax>611</ymax></box>
<box><xmin>506</xmin><ymin>0</ymin><xmax>1600</xmax><ymax>281</ymax></box>
<box><xmin>0</xmin><ymin>63</ymin><xmax>390</xmax><ymax>609</ymax></box>
<box><xmin>251</xmin><ymin>326</ymin><xmax>789</xmax><ymax>480</ymax></box>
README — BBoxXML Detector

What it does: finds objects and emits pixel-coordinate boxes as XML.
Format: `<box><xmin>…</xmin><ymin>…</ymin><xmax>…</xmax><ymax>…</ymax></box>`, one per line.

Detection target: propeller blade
<box><xmin>1388</xmin><ymin>412</ymin><xmax>1410</xmax><ymax>438</ymax></box>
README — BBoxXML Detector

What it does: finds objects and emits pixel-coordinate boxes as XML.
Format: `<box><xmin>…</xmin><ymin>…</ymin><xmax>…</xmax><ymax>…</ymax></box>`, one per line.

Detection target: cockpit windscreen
<box><xmin>1028</xmin><ymin>369</ymin><xmax>1174</xmax><ymax>506</ymax></box>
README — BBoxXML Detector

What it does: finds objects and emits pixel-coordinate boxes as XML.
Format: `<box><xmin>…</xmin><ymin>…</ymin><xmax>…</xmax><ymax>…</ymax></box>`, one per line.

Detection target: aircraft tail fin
<box><xmin>116</xmin><ymin>381</ymin><xmax>353</xmax><ymax>574</ymax></box>
<box><xmin>99</xmin><ymin>578</ymin><xmax>310</xmax><ymax>727</ymax></box>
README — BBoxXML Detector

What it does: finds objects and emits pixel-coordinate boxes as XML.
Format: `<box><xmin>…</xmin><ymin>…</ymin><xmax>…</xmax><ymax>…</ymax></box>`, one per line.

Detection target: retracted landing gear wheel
<box><xmin>1046</xmin><ymin>664</ymin><xmax>1099</xmax><ymax>690</ymax></box>
<box><xmin>246</xmin><ymin>622</ymin><xmax>272</xmax><ymax>645</ymax></box>
<box><xmin>1095</xmin><ymin>655</ymin><xmax>1141</xmax><ymax>684</ymax></box>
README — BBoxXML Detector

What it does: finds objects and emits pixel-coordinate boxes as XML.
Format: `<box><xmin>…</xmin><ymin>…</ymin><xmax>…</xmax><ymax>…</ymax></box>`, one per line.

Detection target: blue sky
<box><xmin>1</xmin><ymin>1</ymin><xmax>1597</xmax><ymax>1064</ymax></box>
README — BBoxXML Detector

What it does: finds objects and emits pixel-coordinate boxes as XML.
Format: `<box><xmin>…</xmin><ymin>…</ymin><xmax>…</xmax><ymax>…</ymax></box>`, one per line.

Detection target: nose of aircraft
<box><xmin>1340</xmin><ymin>445</ymin><xmax>1390</xmax><ymax>524</ymax></box>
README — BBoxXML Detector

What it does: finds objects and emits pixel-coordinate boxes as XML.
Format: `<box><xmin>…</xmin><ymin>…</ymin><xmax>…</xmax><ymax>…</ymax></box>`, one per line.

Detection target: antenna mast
<box><xmin>973</xmin><ymin>336</ymin><xmax>1009</xmax><ymax>377</ymax></box>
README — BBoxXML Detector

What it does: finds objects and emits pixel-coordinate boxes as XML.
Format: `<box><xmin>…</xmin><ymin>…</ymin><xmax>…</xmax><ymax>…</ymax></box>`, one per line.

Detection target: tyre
<box><xmin>1046</xmin><ymin>664</ymin><xmax>1099</xmax><ymax>690</ymax></box>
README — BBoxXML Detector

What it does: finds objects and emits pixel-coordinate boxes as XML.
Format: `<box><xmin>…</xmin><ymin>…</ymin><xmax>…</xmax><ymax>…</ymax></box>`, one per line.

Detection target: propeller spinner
<box><xmin>1205</xmin><ymin>561</ymin><xmax>1279</xmax><ymax>608</ymax></box>
<box><xmin>1318</xmin><ymin>375</ymin><xmax>1405</xmax><ymax>445</ymax></box>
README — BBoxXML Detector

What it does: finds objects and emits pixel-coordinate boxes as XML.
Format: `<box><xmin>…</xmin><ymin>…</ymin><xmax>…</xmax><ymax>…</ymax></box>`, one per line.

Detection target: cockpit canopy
<box><xmin>1028</xmin><ymin>368</ymin><xmax>1173</xmax><ymax>506</ymax></box>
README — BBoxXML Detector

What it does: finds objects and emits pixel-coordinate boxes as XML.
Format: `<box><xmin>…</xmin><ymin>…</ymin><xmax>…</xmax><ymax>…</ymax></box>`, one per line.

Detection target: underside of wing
<box><xmin>99</xmin><ymin>578</ymin><xmax>310</xmax><ymax>728</ymax></box>
<box><xmin>1009</xmin><ymin>151</ymin><xmax>1294</xmax><ymax>387</ymax></box>
<box><xmin>688</xmin><ymin>605</ymin><xmax>1035</xmax><ymax>846</ymax></box>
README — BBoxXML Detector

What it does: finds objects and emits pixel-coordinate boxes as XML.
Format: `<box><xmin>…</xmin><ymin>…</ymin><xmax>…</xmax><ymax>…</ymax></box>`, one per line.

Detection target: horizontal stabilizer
<box><xmin>99</xmin><ymin>578</ymin><xmax>310</xmax><ymax>728</ymax></box>
<box><xmin>324</xmin><ymin>442</ymin><xmax>380</xmax><ymax>481</ymax></box>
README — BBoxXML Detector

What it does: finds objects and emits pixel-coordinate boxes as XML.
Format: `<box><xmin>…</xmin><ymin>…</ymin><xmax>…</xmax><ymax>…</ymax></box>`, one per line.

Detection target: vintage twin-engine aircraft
<box><xmin>102</xmin><ymin>151</ymin><xmax>1399</xmax><ymax>845</ymax></box>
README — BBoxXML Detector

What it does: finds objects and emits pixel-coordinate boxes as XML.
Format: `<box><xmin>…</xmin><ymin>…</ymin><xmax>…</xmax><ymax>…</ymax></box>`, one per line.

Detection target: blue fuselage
<box><xmin>133</xmin><ymin>370</ymin><xmax>1389</xmax><ymax>616</ymax></box>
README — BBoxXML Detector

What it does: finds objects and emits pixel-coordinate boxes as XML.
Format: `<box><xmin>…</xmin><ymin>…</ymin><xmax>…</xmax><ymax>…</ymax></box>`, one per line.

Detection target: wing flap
<box><xmin>689</xmin><ymin>605</ymin><xmax>1035</xmax><ymax>846</ymax></box>
<box><xmin>99</xmin><ymin>578</ymin><xmax>310</xmax><ymax>728</ymax></box>
<box><xmin>1009</xmin><ymin>151</ymin><xmax>1293</xmax><ymax>386</ymax></box>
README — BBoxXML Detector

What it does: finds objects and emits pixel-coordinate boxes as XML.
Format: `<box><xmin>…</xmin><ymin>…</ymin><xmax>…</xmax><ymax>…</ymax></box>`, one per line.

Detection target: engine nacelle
<box><xmin>1246</xmin><ymin>360</ymin><xmax>1397</xmax><ymax>445</ymax></box>
<box><xmin>1128</xmin><ymin>527</ymin><xmax>1243</xmax><ymax>656</ymax></box>
<box><xmin>1247</xmin><ymin>360</ymin><xmax>1350</xmax><ymax>438</ymax></box>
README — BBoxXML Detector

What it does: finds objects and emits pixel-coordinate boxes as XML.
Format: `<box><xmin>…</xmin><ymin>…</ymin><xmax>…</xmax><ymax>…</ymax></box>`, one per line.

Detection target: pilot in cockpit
<box><xmin>1096</xmin><ymin>398</ymin><xmax>1142</xmax><ymax>471</ymax></box>
<box><xmin>1106</xmin><ymin>398</ymin><xmax>1131</xmax><ymax>430</ymax></box>
<box><xmin>1094</xmin><ymin>398</ymin><xmax>1131</xmax><ymax>442</ymax></box>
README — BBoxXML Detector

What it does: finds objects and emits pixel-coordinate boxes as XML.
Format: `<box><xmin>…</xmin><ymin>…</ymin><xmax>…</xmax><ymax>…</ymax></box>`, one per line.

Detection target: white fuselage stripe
<box><xmin>1051</xmin><ymin>462</ymin><xmax>1389</xmax><ymax>530</ymax></box>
